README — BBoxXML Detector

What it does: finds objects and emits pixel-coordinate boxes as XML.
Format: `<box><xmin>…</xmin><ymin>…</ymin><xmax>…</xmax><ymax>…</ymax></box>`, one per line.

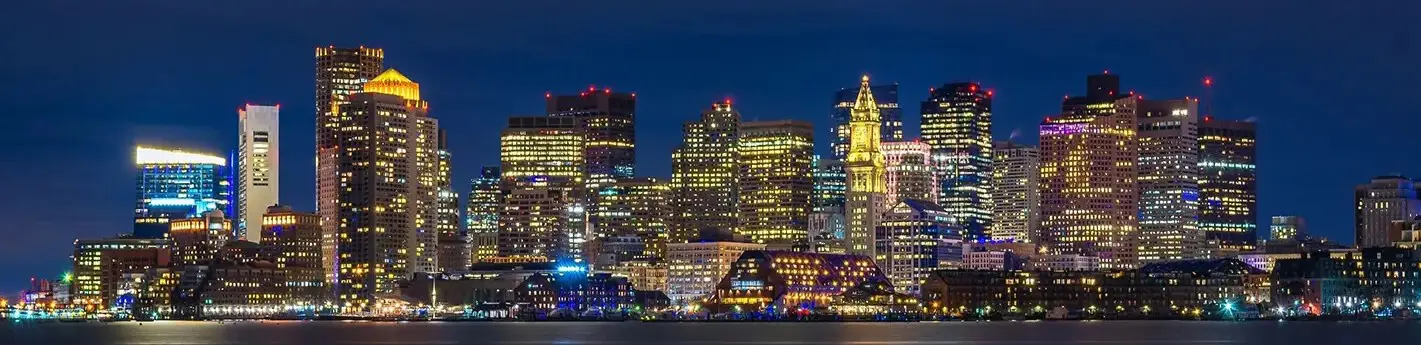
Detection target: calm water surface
<box><xmin>2</xmin><ymin>320</ymin><xmax>1417</xmax><ymax>344</ymax></box>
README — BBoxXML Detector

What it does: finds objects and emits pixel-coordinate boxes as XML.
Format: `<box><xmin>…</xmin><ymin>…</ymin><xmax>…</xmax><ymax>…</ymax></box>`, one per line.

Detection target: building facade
<box><xmin>1039</xmin><ymin>74</ymin><xmax>1140</xmax><ymax>270</ymax></box>
<box><xmin>236</xmin><ymin>104</ymin><xmax>279</xmax><ymax>242</ymax></box>
<box><xmin>1136</xmin><ymin>98</ymin><xmax>1203</xmax><ymax>262</ymax></box>
<box><xmin>710</xmin><ymin>250</ymin><xmax>886</xmax><ymax>312</ymax></box>
<box><xmin>811</xmin><ymin>155</ymin><xmax>847</xmax><ymax>240</ymax></box>
<box><xmin>261</xmin><ymin>205</ymin><xmax>325</xmax><ymax>302</ymax></box>
<box><xmin>590</xmin><ymin>177</ymin><xmax>670</xmax><ymax>265</ymax></box>
<box><xmin>875</xmin><ymin>199</ymin><xmax>964</xmax><ymax>295</ymax></box>
<box><xmin>668</xmin><ymin>101</ymin><xmax>741</xmax><ymax>244</ymax></box>
<box><xmin>738</xmin><ymin>120</ymin><xmax>815</xmax><ymax>247</ymax></box>
<box><xmin>315</xmin><ymin>47</ymin><xmax>384</xmax><ymax>284</ymax></box>
<box><xmin>1198</xmin><ymin>118</ymin><xmax>1258</xmax><ymax>253</ymax></box>
<box><xmin>500</xmin><ymin>116</ymin><xmax>586</xmax><ymax>184</ymax></box>
<box><xmin>832</xmin><ymin>83</ymin><xmax>901</xmax><ymax>159</ymax></box>
<box><xmin>467</xmin><ymin>167</ymin><xmax>502</xmax><ymax>263</ymax></box>
<box><xmin>71</xmin><ymin>238</ymin><xmax>172</xmax><ymax>308</ymax></box>
<box><xmin>497</xmin><ymin>176</ymin><xmax>585</xmax><ymax>262</ymax></box>
<box><xmin>920</xmin><ymin>82</ymin><xmax>993</xmax><ymax>241</ymax></box>
<box><xmin>665</xmin><ymin>230</ymin><xmax>766</xmax><ymax>303</ymax></box>
<box><xmin>1354</xmin><ymin>176</ymin><xmax>1421</xmax><ymax>248</ymax></box>
<box><xmin>133</xmin><ymin>147</ymin><xmax>231</xmax><ymax>239</ymax></box>
<box><xmin>1270</xmin><ymin>216</ymin><xmax>1308</xmax><ymax>241</ymax></box>
<box><xmin>991</xmin><ymin>141</ymin><xmax>1040</xmax><ymax>242</ymax></box>
<box><xmin>1271</xmin><ymin>247</ymin><xmax>1421</xmax><ymax>315</ymax></box>
<box><xmin>882</xmin><ymin>141</ymin><xmax>938</xmax><ymax>205</ymax></box>
<box><xmin>845</xmin><ymin>76</ymin><xmax>889</xmax><ymax>258</ymax></box>
<box><xmin>546</xmin><ymin>87</ymin><xmax>636</xmax><ymax>185</ymax></box>
<box><xmin>170</xmin><ymin>210</ymin><xmax>232</xmax><ymax>267</ymax></box>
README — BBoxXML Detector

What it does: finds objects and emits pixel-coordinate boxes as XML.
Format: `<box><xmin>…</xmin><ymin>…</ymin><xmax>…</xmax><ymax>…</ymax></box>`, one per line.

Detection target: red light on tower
<box><xmin>1204</xmin><ymin>76</ymin><xmax>1213</xmax><ymax>86</ymax></box>
<box><xmin>545</xmin><ymin>91</ymin><xmax>552</xmax><ymax>98</ymax></box>
<box><xmin>604</xmin><ymin>88</ymin><xmax>610</xmax><ymax>94</ymax></box>
<box><xmin>969</xmin><ymin>84</ymin><xmax>978</xmax><ymax>92</ymax></box>
<box><xmin>986</xmin><ymin>89</ymin><xmax>994</xmax><ymax>97</ymax></box>
<box><xmin>1103</xmin><ymin>69</ymin><xmax>1110</xmax><ymax>74</ymax></box>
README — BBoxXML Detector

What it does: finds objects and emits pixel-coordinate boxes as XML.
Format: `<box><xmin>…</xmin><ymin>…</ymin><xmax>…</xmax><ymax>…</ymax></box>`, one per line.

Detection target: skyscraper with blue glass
<box><xmin>133</xmin><ymin>146</ymin><xmax>232</xmax><ymax>239</ymax></box>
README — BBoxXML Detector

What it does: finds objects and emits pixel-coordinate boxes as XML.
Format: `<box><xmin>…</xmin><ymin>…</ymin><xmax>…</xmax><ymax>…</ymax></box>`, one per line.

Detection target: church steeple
<box><xmin>853</xmin><ymin>74</ymin><xmax>878</xmax><ymax>114</ymax></box>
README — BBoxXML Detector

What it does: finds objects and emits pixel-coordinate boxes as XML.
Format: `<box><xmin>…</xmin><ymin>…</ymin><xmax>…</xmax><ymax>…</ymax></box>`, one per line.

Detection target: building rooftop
<box><xmin>1137</xmin><ymin>259</ymin><xmax>1265</xmax><ymax>275</ymax></box>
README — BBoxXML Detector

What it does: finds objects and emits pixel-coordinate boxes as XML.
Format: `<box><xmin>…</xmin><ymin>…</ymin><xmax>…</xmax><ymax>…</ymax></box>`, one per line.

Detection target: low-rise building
<box><xmin>709</xmin><ymin>250</ymin><xmax>886</xmax><ymax>313</ymax></box>
<box><xmin>71</xmin><ymin>237</ymin><xmax>172</xmax><ymax>309</ymax></box>
<box><xmin>1270</xmin><ymin>247</ymin><xmax>1421</xmax><ymax>315</ymax></box>
<box><xmin>666</xmin><ymin>229</ymin><xmax>765</xmax><ymax>303</ymax></box>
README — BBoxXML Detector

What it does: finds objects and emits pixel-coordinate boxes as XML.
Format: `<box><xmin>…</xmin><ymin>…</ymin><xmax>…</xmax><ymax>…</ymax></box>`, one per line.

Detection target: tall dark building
<box><xmin>314</xmin><ymin>46</ymin><xmax>384</xmax><ymax>282</ymax></box>
<box><xmin>1198</xmin><ymin>118</ymin><xmax>1258</xmax><ymax>253</ymax></box>
<box><xmin>466</xmin><ymin>166</ymin><xmax>502</xmax><ymax>263</ymax></box>
<box><xmin>546</xmin><ymin>87</ymin><xmax>636</xmax><ymax>185</ymax></box>
<box><xmin>832</xmin><ymin>83</ymin><xmax>901</xmax><ymax>159</ymax></box>
<box><xmin>920</xmin><ymin>82</ymin><xmax>993</xmax><ymax>240</ymax></box>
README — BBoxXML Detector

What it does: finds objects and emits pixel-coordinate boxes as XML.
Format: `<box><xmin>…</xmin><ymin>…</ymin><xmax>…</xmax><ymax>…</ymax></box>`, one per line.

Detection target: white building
<box><xmin>1029</xmin><ymin>254</ymin><xmax>1100</xmax><ymax>272</ymax></box>
<box><xmin>991</xmin><ymin>141</ymin><xmax>1039</xmax><ymax>242</ymax></box>
<box><xmin>1136</xmin><ymin>99</ymin><xmax>1203</xmax><ymax>262</ymax></box>
<box><xmin>665</xmin><ymin>240</ymin><xmax>764</xmax><ymax>303</ymax></box>
<box><xmin>882</xmin><ymin>141</ymin><xmax>939</xmax><ymax>205</ymax></box>
<box><xmin>1354</xmin><ymin>176</ymin><xmax>1421</xmax><ymax>248</ymax></box>
<box><xmin>237</xmin><ymin>104</ymin><xmax>279</xmax><ymax>242</ymax></box>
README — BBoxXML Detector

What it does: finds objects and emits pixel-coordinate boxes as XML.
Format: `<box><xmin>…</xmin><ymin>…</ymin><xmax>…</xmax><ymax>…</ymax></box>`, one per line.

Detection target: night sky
<box><xmin>1</xmin><ymin>1</ymin><xmax>1417</xmax><ymax>293</ymax></box>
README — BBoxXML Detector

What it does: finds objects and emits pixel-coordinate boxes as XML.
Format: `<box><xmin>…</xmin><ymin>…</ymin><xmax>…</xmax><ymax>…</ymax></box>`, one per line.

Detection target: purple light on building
<box><xmin>1040</xmin><ymin>123</ymin><xmax>1091</xmax><ymax>136</ymax></box>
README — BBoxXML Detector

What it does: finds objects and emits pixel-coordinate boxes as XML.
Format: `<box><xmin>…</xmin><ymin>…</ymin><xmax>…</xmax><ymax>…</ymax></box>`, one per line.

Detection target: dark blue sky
<box><xmin>1</xmin><ymin>1</ymin><xmax>1417</xmax><ymax>293</ymax></box>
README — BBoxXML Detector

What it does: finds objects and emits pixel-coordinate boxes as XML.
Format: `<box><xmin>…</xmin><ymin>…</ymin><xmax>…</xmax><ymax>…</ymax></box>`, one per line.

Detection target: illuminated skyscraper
<box><xmin>590</xmin><ymin>177</ymin><xmax>670</xmax><ymax>264</ymax></box>
<box><xmin>497</xmin><ymin>176</ymin><xmax>585</xmax><ymax>262</ymax></box>
<box><xmin>1198</xmin><ymin>118</ymin><xmax>1258</xmax><ymax>252</ymax></box>
<box><xmin>330</xmin><ymin>69</ymin><xmax>440</xmax><ymax>309</ymax></box>
<box><xmin>845</xmin><ymin>75</ymin><xmax>888</xmax><ymax>258</ymax></box>
<box><xmin>500</xmin><ymin>116</ymin><xmax>585</xmax><ymax>184</ymax></box>
<box><xmin>435</xmin><ymin>131</ymin><xmax>465</xmax><ymax>272</ymax></box>
<box><xmin>738</xmin><ymin>120</ymin><xmax>815</xmax><ymax>247</ymax></box>
<box><xmin>133</xmin><ymin>146</ymin><xmax>231</xmax><ymax>239</ymax></box>
<box><xmin>991</xmin><ymin>141</ymin><xmax>1040</xmax><ymax>242</ymax></box>
<box><xmin>882</xmin><ymin>141</ymin><xmax>938</xmax><ymax>205</ymax></box>
<box><xmin>668</xmin><ymin>101</ymin><xmax>741</xmax><ymax>244</ymax></box>
<box><xmin>546</xmin><ymin>87</ymin><xmax>636</xmax><ymax>186</ymax></box>
<box><xmin>832</xmin><ymin>83</ymin><xmax>901</xmax><ymax>159</ymax></box>
<box><xmin>237</xmin><ymin>104</ymin><xmax>279</xmax><ymax>242</ymax></box>
<box><xmin>1039</xmin><ymin>73</ymin><xmax>1139</xmax><ymax>270</ymax></box>
<box><xmin>875</xmin><ymin>199</ymin><xmax>963</xmax><ymax>295</ymax></box>
<box><xmin>811</xmin><ymin>155</ymin><xmax>847</xmax><ymax>239</ymax></box>
<box><xmin>466</xmin><ymin>167</ymin><xmax>501</xmax><ymax>263</ymax></box>
<box><xmin>1137</xmin><ymin>98</ymin><xmax>1202</xmax><ymax>262</ymax></box>
<box><xmin>920</xmin><ymin>82</ymin><xmax>993</xmax><ymax>240</ymax></box>
<box><xmin>260</xmin><ymin>205</ymin><xmax>325</xmax><ymax>302</ymax></box>
<box><xmin>315</xmin><ymin>47</ymin><xmax>383</xmax><ymax>274</ymax></box>
<box><xmin>1354</xmin><ymin>176</ymin><xmax>1421</xmax><ymax>248</ymax></box>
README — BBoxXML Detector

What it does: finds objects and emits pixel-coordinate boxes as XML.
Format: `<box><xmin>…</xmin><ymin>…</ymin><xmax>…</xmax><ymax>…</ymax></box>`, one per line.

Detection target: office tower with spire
<box><xmin>466</xmin><ymin>167</ymin><xmax>501</xmax><ymax>263</ymax></box>
<box><xmin>1355</xmin><ymin>176</ymin><xmax>1421</xmax><ymax>248</ymax></box>
<box><xmin>833</xmin><ymin>83</ymin><xmax>901</xmax><ymax>159</ymax></box>
<box><xmin>1039</xmin><ymin>73</ymin><xmax>1139</xmax><ymax>270</ymax></box>
<box><xmin>845</xmin><ymin>76</ymin><xmax>889</xmax><ymax>258</ymax></box>
<box><xmin>882</xmin><ymin>141</ymin><xmax>938</xmax><ymax>205</ymax></box>
<box><xmin>738</xmin><ymin>120</ymin><xmax>815</xmax><ymax>247</ymax></box>
<box><xmin>315</xmin><ymin>46</ymin><xmax>383</xmax><ymax>287</ymax></box>
<box><xmin>1136</xmin><ymin>98</ymin><xmax>1202</xmax><ymax>262</ymax></box>
<box><xmin>330</xmin><ymin>68</ymin><xmax>440</xmax><ymax>310</ymax></box>
<box><xmin>920</xmin><ymin>82</ymin><xmax>993</xmax><ymax>241</ymax></box>
<box><xmin>668</xmin><ymin>101</ymin><xmax>741</xmax><ymax>244</ymax></box>
<box><xmin>1198</xmin><ymin>118</ymin><xmax>1258</xmax><ymax>252</ymax></box>
<box><xmin>546</xmin><ymin>87</ymin><xmax>636</xmax><ymax>186</ymax></box>
<box><xmin>237</xmin><ymin>104</ymin><xmax>279</xmax><ymax>242</ymax></box>
<box><xmin>991</xmin><ymin>141</ymin><xmax>1040</xmax><ymax>242</ymax></box>
<box><xmin>133</xmin><ymin>146</ymin><xmax>232</xmax><ymax>239</ymax></box>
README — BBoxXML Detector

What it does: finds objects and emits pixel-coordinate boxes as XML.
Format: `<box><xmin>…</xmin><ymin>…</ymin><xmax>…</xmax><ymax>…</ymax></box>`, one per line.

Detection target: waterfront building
<box><xmin>1354</xmin><ymin>176</ymin><xmax>1421</xmax><ymax>248</ymax></box>
<box><xmin>261</xmin><ymin>205</ymin><xmax>325</xmax><ymax>302</ymax></box>
<box><xmin>1271</xmin><ymin>247</ymin><xmax>1421</xmax><ymax>315</ymax></box>
<box><xmin>832</xmin><ymin>83</ymin><xmax>901</xmax><ymax>159</ymax></box>
<box><xmin>497</xmin><ymin>176</ymin><xmax>586</xmax><ymax>262</ymax></box>
<box><xmin>176</xmin><ymin>261</ymin><xmax>288</xmax><ymax>319</ymax></box>
<box><xmin>991</xmin><ymin>141</ymin><xmax>1040</xmax><ymax>242</ymax></box>
<box><xmin>133</xmin><ymin>146</ymin><xmax>231</xmax><ymax>239</ymax></box>
<box><xmin>404</xmin><ymin>262</ymin><xmax>556</xmax><ymax>316</ymax></box>
<box><xmin>590</xmin><ymin>178</ymin><xmax>670</xmax><ymax>265</ymax></box>
<box><xmin>467</xmin><ymin>167</ymin><xmax>502</xmax><ymax>263</ymax></box>
<box><xmin>71</xmin><ymin>238</ymin><xmax>172</xmax><ymax>308</ymax></box>
<box><xmin>330</xmin><ymin>69</ymin><xmax>441</xmax><ymax>309</ymax></box>
<box><xmin>1136</xmin><ymin>98</ymin><xmax>1203</xmax><ymax>262</ymax></box>
<box><xmin>170</xmin><ymin>210</ymin><xmax>232</xmax><ymax>267</ymax></box>
<box><xmin>516</xmin><ymin>270</ymin><xmax>635</xmax><ymax>314</ymax></box>
<box><xmin>710</xmin><ymin>250</ymin><xmax>887</xmax><ymax>313</ymax></box>
<box><xmin>1270</xmin><ymin>216</ymin><xmax>1308</xmax><ymax>241</ymax></box>
<box><xmin>845</xmin><ymin>75</ymin><xmax>889</xmax><ymax>258</ymax></box>
<box><xmin>738</xmin><ymin>120</ymin><xmax>815</xmax><ymax>247</ymax></box>
<box><xmin>668</xmin><ymin>101</ymin><xmax>741</xmax><ymax>244</ymax></box>
<box><xmin>1039</xmin><ymin>73</ymin><xmax>1140</xmax><ymax>270</ymax></box>
<box><xmin>1027</xmin><ymin>254</ymin><xmax>1101</xmax><ymax>272</ymax></box>
<box><xmin>315</xmin><ymin>46</ymin><xmax>383</xmax><ymax>281</ymax></box>
<box><xmin>920</xmin><ymin>82</ymin><xmax>993</xmax><ymax>240</ymax></box>
<box><xmin>874</xmin><ymin>199</ymin><xmax>964</xmax><ymax>295</ymax></box>
<box><xmin>882</xmin><ymin>141</ymin><xmax>938</xmax><ymax>204</ymax></box>
<box><xmin>546</xmin><ymin>86</ymin><xmax>636</xmax><ymax>186</ymax></box>
<box><xmin>1198</xmin><ymin>118</ymin><xmax>1258</xmax><ymax>253</ymax></box>
<box><xmin>605</xmin><ymin>259</ymin><xmax>668</xmax><ymax>292</ymax></box>
<box><xmin>963</xmin><ymin>249</ymin><xmax>1026</xmax><ymax>271</ymax></box>
<box><xmin>665</xmin><ymin>229</ymin><xmax>765</xmax><ymax>303</ymax></box>
<box><xmin>236</xmin><ymin>104</ymin><xmax>279</xmax><ymax>242</ymax></box>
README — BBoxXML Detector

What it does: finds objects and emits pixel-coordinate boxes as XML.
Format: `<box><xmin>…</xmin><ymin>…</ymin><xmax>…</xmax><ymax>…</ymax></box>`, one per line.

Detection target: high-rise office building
<box><xmin>546</xmin><ymin>87</ymin><xmax>636</xmax><ymax>186</ymax></box>
<box><xmin>991</xmin><ymin>141</ymin><xmax>1040</xmax><ymax>242</ymax></box>
<box><xmin>811</xmin><ymin>155</ymin><xmax>847</xmax><ymax>239</ymax></box>
<box><xmin>237</xmin><ymin>104</ymin><xmax>279</xmax><ymax>242</ymax></box>
<box><xmin>170</xmin><ymin>210</ymin><xmax>232</xmax><ymax>267</ymax></box>
<box><xmin>330</xmin><ymin>69</ymin><xmax>440</xmax><ymax>310</ymax></box>
<box><xmin>315</xmin><ymin>47</ymin><xmax>383</xmax><ymax>277</ymax></box>
<box><xmin>1136</xmin><ymin>98</ymin><xmax>1202</xmax><ymax>262</ymax></box>
<box><xmin>832</xmin><ymin>83</ymin><xmax>901</xmax><ymax>159</ymax></box>
<box><xmin>1039</xmin><ymin>73</ymin><xmax>1139</xmax><ymax>270</ymax></box>
<box><xmin>260</xmin><ymin>205</ymin><xmax>325</xmax><ymax>302</ymax></box>
<box><xmin>882</xmin><ymin>141</ymin><xmax>939</xmax><ymax>205</ymax></box>
<box><xmin>435</xmin><ymin>131</ymin><xmax>465</xmax><ymax>272</ymax></box>
<box><xmin>738</xmin><ymin>120</ymin><xmax>815</xmax><ymax>247</ymax></box>
<box><xmin>500</xmin><ymin>116</ymin><xmax>585</xmax><ymax>184</ymax></box>
<box><xmin>845</xmin><ymin>76</ymin><xmax>889</xmax><ymax>258</ymax></box>
<box><xmin>1198</xmin><ymin>118</ymin><xmax>1258</xmax><ymax>252</ymax></box>
<box><xmin>1270</xmin><ymin>216</ymin><xmax>1308</xmax><ymax>242</ymax></box>
<box><xmin>875</xmin><ymin>199</ymin><xmax>963</xmax><ymax>295</ymax></box>
<box><xmin>590</xmin><ymin>178</ymin><xmax>669</xmax><ymax>265</ymax></box>
<box><xmin>134</xmin><ymin>146</ymin><xmax>231</xmax><ymax>239</ymax></box>
<box><xmin>1355</xmin><ymin>176</ymin><xmax>1421</xmax><ymax>248</ymax></box>
<box><xmin>466</xmin><ymin>167</ymin><xmax>502</xmax><ymax>263</ymax></box>
<box><xmin>668</xmin><ymin>101</ymin><xmax>741</xmax><ymax>244</ymax></box>
<box><xmin>497</xmin><ymin>176</ymin><xmax>585</xmax><ymax>262</ymax></box>
<box><xmin>920</xmin><ymin>82</ymin><xmax>993</xmax><ymax>241</ymax></box>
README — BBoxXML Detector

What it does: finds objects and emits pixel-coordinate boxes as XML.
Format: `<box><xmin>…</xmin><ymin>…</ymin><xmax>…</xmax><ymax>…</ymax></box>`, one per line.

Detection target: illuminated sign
<box><xmin>136</xmin><ymin>147</ymin><xmax>226</xmax><ymax>165</ymax></box>
<box><xmin>731</xmin><ymin>279</ymin><xmax>764</xmax><ymax>290</ymax></box>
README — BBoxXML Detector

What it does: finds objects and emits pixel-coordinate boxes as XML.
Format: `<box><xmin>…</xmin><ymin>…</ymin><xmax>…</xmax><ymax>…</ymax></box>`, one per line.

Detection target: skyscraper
<box><xmin>845</xmin><ymin>76</ymin><xmax>888</xmax><ymax>258</ymax></box>
<box><xmin>590</xmin><ymin>177</ymin><xmax>669</xmax><ymax>264</ymax></box>
<box><xmin>133</xmin><ymin>146</ymin><xmax>231</xmax><ymax>239</ymax></box>
<box><xmin>882</xmin><ymin>141</ymin><xmax>939</xmax><ymax>205</ymax></box>
<box><xmin>260</xmin><ymin>205</ymin><xmax>325</xmax><ymax>302</ymax></box>
<box><xmin>497</xmin><ymin>176</ymin><xmax>585</xmax><ymax>262</ymax></box>
<box><xmin>500</xmin><ymin>116</ymin><xmax>585</xmax><ymax>184</ymax></box>
<box><xmin>466</xmin><ymin>167</ymin><xmax>501</xmax><ymax>263</ymax></box>
<box><xmin>992</xmin><ymin>141</ymin><xmax>1040</xmax><ymax>242</ymax></box>
<box><xmin>330</xmin><ymin>69</ymin><xmax>440</xmax><ymax>310</ymax></box>
<box><xmin>832</xmin><ymin>83</ymin><xmax>901</xmax><ymax>159</ymax></box>
<box><xmin>920</xmin><ymin>82</ymin><xmax>993</xmax><ymax>241</ymax></box>
<box><xmin>738</xmin><ymin>120</ymin><xmax>815</xmax><ymax>247</ymax></box>
<box><xmin>811</xmin><ymin>155</ymin><xmax>847</xmax><ymax>239</ymax></box>
<box><xmin>1039</xmin><ymin>73</ymin><xmax>1139</xmax><ymax>270</ymax></box>
<box><xmin>546</xmin><ymin>87</ymin><xmax>636</xmax><ymax>185</ymax></box>
<box><xmin>237</xmin><ymin>104</ymin><xmax>279</xmax><ymax>242</ymax></box>
<box><xmin>1354</xmin><ymin>176</ymin><xmax>1421</xmax><ymax>248</ymax></box>
<box><xmin>169</xmin><ymin>210</ymin><xmax>231</xmax><ymax>267</ymax></box>
<box><xmin>875</xmin><ymin>199</ymin><xmax>962</xmax><ymax>295</ymax></box>
<box><xmin>315</xmin><ymin>47</ymin><xmax>383</xmax><ymax>276</ymax></box>
<box><xmin>1136</xmin><ymin>98</ymin><xmax>1202</xmax><ymax>262</ymax></box>
<box><xmin>668</xmin><ymin>101</ymin><xmax>741</xmax><ymax>244</ymax></box>
<box><xmin>435</xmin><ymin>131</ymin><xmax>465</xmax><ymax>272</ymax></box>
<box><xmin>1198</xmin><ymin>118</ymin><xmax>1258</xmax><ymax>252</ymax></box>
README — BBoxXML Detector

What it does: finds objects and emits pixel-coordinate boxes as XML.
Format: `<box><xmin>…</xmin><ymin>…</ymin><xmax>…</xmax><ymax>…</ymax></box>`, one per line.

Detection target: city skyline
<box><xmin>3</xmin><ymin>1</ymin><xmax>1419</xmax><ymax>293</ymax></box>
